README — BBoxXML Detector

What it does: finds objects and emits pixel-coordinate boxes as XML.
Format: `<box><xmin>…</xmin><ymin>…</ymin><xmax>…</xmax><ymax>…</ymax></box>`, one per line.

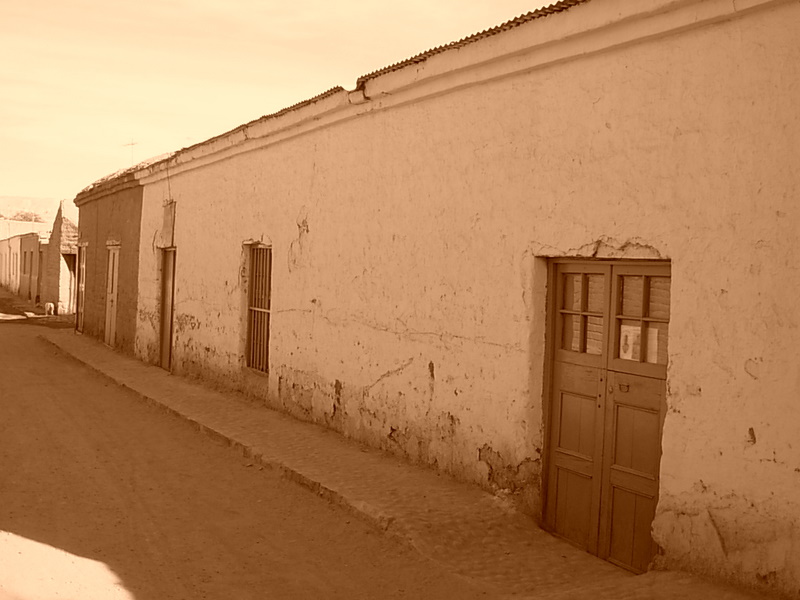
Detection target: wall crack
<box><xmin>364</xmin><ymin>357</ymin><xmax>415</xmax><ymax>391</ymax></box>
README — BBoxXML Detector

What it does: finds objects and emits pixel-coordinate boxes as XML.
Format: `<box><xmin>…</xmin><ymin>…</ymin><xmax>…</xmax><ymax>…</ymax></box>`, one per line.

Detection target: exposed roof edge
<box><xmin>186</xmin><ymin>86</ymin><xmax>347</xmax><ymax>153</ymax></box>
<box><xmin>75</xmin><ymin>86</ymin><xmax>348</xmax><ymax>200</ymax></box>
<box><xmin>76</xmin><ymin>152</ymin><xmax>174</xmax><ymax>201</ymax></box>
<box><xmin>135</xmin><ymin>86</ymin><xmax>351</xmax><ymax>185</ymax></box>
<box><xmin>74</xmin><ymin>171</ymin><xmax>142</xmax><ymax>207</ymax></box>
<box><xmin>72</xmin><ymin>4</ymin><xmax>594</xmax><ymax>197</ymax></box>
<box><xmin>73</xmin><ymin>0</ymin><xmax>786</xmax><ymax>196</ymax></box>
<box><xmin>355</xmin><ymin>0</ymin><xmax>593</xmax><ymax>90</ymax></box>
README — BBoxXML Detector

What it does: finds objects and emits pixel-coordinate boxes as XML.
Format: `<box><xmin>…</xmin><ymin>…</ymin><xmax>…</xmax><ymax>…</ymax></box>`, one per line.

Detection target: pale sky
<box><xmin>1</xmin><ymin>0</ymin><xmax>552</xmax><ymax>202</ymax></box>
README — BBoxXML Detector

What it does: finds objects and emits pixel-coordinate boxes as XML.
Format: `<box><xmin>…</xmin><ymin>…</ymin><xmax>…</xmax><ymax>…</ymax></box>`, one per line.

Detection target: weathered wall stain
<box><xmin>744</xmin><ymin>357</ymin><xmax>762</xmax><ymax>380</ymax></box>
<box><xmin>654</xmin><ymin>485</ymin><xmax>800</xmax><ymax>595</ymax></box>
<box><xmin>288</xmin><ymin>206</ymin><xmax>310</xmax><ymax>273</ymax></box>
<box><xmin>174</xmin><ymin>312</ymin><xmax>201</xmax><ymax>333</ymax></box>
<box><xmin>478</xmin><ymin>444</ymin><xmax>540</xmax><ymax>501</ymax></box>
<box><xmin>128</xmin><ymin>1</ymin><xmax>800</xmax><ymax>595</ymax></box>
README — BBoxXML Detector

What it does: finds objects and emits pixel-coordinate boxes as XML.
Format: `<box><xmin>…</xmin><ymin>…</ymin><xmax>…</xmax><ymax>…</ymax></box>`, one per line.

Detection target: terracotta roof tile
<box><xmin>166</xmin><ymin>86</ymin><xmax>347</xmax><ymax>160</ymax></box>
<box><xmin>247</xmin><ymin>86</ymin><xmax>346</xmax><ymax>125</ymax></box>
<box><xmin>355</xmin><ymin>0</ymin><xmax>593</xmax><ymax>89</ymax></box>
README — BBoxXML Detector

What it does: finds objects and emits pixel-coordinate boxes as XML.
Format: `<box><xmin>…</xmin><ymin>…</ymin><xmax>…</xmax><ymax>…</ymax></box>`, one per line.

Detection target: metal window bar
<box><xmin>247</xmin><ymin>246</ymin><xmax>272</xmax><ymax>372</ymax></box>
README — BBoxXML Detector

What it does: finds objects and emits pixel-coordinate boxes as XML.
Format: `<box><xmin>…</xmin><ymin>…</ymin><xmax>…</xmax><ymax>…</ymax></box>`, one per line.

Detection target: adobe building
<box><xmin>74</xmin><ymin>172</ymin><xmax>144</xmax><ymax>350</ymax></box>
<box><xmin>0</xmin><ymin>221</ymin><xmax>51</xmax><ymax>295</ymax></box>
<box><xmin>0</xmin><ymin>234</ymin><xmax>22</xmax><ymax>294</ymax></box>
<box><xmin>40</xmin><ymin>201</ymin><xmax>79</xmax><ymax>315</ymax></box>
<box><xmin>18</xmin><ymin>232</ymin><xmax>41</xmax><ymax>302</ymax></box>
<box><xmin>73</xmin><ymin>0</ymin><xmax>800</xmax><ymax>595</ymax></box>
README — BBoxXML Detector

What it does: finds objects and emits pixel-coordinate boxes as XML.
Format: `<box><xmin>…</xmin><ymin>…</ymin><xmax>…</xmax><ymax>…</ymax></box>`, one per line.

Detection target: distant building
<box><xmin>0</xmin><ymin>201</ymin><xmax>78</xmax><ymax>314</ymax></box>
<box><xmin>0</xmin><ymin>234</ymin><xmax>21</xmax><ymax>294</ymax></box>
<box><xmin>0</xmin><ymin>220</ymin><xmax>51</xmax><ymax>294</ymax></box>
<box><xmin>72</xmin><ymin>0</ymin><xmax>800</xmax><ymax>596</ymax></box>
<box><xmin>0</xmin><ymin>219</ymin><xmax>51</xmax><ymax>240</ymax></box>
<box><xmin>41</xmin><ymin>201</ymin><xmax>79</xmax><ymax>314</ymax></box>
<box><xmin>18</xmin><ymin>232</ymin><xmax>43</xmax><ymax>301</ymax></box>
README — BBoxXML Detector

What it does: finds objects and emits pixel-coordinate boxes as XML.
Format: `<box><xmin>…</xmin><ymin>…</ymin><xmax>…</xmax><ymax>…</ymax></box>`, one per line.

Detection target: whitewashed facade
<box><xmin>76</xmin><ymin>0</ymin><xmax>800</xmax><ymax>594</ymax></box>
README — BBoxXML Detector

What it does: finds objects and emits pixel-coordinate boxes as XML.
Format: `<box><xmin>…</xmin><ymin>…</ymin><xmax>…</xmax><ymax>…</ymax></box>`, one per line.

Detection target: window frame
<box><xmin>246</xmin><ymin>244</ymin><xmax>272</xmax><ymax>373</ymax></box>
<box><xmin>551</xmin><ymin>259</ymin><xmax>671</xmax><ymax>379</ymax></box>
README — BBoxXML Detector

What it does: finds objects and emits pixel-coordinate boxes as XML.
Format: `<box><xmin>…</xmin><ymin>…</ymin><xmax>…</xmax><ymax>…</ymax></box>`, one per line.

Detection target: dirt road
<box><xmin>0</xmin><ymin>312</ymin><xmax>487</xmax><ymax>599</ymax></box>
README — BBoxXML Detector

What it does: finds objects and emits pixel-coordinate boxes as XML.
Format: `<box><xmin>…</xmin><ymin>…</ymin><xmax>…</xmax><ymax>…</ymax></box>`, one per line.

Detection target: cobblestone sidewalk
<box><xmin>39</xmin><ymin>329</ymin><xmax>766</xmax><ymax>599</ymax></box>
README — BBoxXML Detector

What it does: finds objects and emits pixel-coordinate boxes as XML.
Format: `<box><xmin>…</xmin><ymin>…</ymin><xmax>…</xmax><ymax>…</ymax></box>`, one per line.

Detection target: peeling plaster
<box><xmin>527</xmin><ymin>235</ymin><xmax>665</xmax><ymax>260</ymax></box>
<box><xmin>477</xmin><ymin>444</ymin><xmax>540</xmax><ymax>494</ymax></box>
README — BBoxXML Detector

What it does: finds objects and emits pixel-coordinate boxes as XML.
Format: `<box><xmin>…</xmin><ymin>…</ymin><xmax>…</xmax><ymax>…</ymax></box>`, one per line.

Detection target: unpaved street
<box><xmin>0</xmin><ymin>313</ymin><xmax>486</xmax><ymax>599</ymax></box>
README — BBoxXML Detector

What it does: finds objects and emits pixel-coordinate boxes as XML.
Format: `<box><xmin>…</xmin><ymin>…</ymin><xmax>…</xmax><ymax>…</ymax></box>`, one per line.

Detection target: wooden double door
<box><xmin>544</xmin><ymin>260</ymin><xmax>670</xmax><ymax>573</ymax></box>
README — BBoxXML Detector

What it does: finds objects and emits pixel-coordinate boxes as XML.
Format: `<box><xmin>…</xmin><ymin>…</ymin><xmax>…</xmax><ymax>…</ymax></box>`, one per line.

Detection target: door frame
<box><xmin>64</xmin><ymin>253</ymin><xmax>77</xmax><ymax>314</ymax></box>
<box><xmin>541</xmin><ymin>258</ymin><xmax>671</xmax><ymax>570</ymax></box>
<box><xmin>159</xmin><ymin>247</ymin><xmax>176</xmax><ymax>370</ymax></box>
<box><xmin>75</xmin><ymin>244</ymin><xmax>87</xmax><ymax>333</ymax></box>
<box><xmin>104</xmin><ymin>244</ymin><xmax>120</xmax><ymax>347</ymax></box>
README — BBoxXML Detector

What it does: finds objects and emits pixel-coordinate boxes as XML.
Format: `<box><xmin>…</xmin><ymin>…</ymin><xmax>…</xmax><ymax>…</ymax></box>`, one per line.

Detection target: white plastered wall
<box><xmin>135</xmin><ymin>0</ymin><xmax>800</xmax><ymax>593</ymax></box>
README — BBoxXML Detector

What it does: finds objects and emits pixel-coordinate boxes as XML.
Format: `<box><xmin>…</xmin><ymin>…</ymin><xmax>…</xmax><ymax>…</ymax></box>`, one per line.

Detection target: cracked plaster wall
<box><xmin>135</xmin><ymin>2</ymin><xmax>800</xmax><ymax>594</ymax></box>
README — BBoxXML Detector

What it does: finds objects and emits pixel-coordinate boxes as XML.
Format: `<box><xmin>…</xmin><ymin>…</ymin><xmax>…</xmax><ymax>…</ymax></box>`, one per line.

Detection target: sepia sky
<box><xmin>1</xmin><ymin>0</ymin><xmax>552</xmax><ymax>202</ymax></box>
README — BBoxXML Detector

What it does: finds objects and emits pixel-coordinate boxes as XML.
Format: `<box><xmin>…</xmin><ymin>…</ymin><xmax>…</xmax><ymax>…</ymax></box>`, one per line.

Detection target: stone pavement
<box><xmin>38</xmin><ymin>328</ymin><xmax>767</xmax><ymax>599</ymax></box>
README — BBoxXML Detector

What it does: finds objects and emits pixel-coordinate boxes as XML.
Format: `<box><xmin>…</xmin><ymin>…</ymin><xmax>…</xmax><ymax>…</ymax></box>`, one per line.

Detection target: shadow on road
<box><xmin>0</xmin><ymin>315</ymin><xmax>75</xmax><ymax>329</ymax></box>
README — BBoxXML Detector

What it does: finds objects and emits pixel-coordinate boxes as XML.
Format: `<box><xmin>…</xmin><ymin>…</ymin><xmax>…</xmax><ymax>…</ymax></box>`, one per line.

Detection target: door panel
<box><xmin>555</xmin><ymin>468</ymin><xmax>594</xmax><ymax>548</ymax></box>
<box><xmin>559</xmin><ymin>392</ymin><xmax>597</xmax><ymax>458</ymax></box>
<box><xmin>613</xmin><ymin>404</ymin><xmax>660</xmax><ymax>476</ymax></box>
<box><xmin>546</xmin><ymin>263</ymin><xmax>610</xmax><ymax>554</ymax></box>
<box><xmin>545</xmin><ymin>260</ymin><xmax>669</xmax><ymax>573</ymax></box>
<box><xmin>599</xmin><ymin>369</ymin><xmax>665</xmax><ymax>569</ymax></box>
<box><xmin>608</xmin><ymin>486</ymin><xmax>657</xmax><ymax>572</ymax></box>
<box><xmin>546</xmin><ymin>346</ymin><xmax>606</xmax><ymax>554</ymax></box>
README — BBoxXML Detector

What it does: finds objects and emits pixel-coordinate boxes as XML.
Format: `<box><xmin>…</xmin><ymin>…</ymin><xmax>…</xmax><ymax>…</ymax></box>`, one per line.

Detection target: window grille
<box><xmin>246</xmin><ymin>245</ymin><xmax>272</xmax><ymax>372</ymax></box>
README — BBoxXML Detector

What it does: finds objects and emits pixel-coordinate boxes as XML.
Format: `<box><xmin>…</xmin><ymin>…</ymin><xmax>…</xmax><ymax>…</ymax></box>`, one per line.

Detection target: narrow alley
<box><xmin>0</xmin><ymin>317</ymin><xmax>489</xmax><ymax>599</ymax></box>
<box><xmin>0</xmin><ymin>288</ymin><xmax>766</xmax><ymax>599</ymax></box>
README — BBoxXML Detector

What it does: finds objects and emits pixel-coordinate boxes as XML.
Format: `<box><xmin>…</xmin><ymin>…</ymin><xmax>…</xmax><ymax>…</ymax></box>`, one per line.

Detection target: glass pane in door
<box><xmin>644</xmin><ymin>322</ymin><xmax>669</xmax><ymax>365</ymax></box>
<box><xmin>586</xmin><ymin>316</ymin><xmax>603</xmax><ymax>355</ymax></box>
<box><xmin>648</xmin><ymin>277</ymin><xmax>670</xmax><ymax>319</ymax></box>
<box><xmin>618</xmin><ymin>320</ymin><xmax>641</xmax><ymax>361</ymax></box>
<box><xmin>562</xmin><ymin>315</ymin><xmax>581</xmax><ymax>351</ymax></box>
<box><xmin>621</xmin><ymin>276</ymin><xmax>644</xmax><ymax>317</ymax></box>
<box><xmin>586</xmin><ymin>275</ymin><xmax>604</xmax><ymax>313</ymax></box>
<box><xmin>563</xmin><ymin>274</ymin><xmax>582</xmax><ymax>310</ymax></box>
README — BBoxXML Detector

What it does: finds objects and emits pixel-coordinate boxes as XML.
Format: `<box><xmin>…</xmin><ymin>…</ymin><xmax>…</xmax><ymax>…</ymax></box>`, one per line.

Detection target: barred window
<box><xmin>246</xmin><ymin>245</ymin><xmax>272</xmax><ymax>372</ymax></box>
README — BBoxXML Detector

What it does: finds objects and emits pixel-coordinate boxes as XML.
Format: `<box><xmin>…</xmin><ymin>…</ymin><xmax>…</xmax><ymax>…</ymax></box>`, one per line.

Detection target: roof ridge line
<box><xmin>355</xmin><ymin>0</ymin><xmax>593</xmax><ymax>89</ymax></box>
